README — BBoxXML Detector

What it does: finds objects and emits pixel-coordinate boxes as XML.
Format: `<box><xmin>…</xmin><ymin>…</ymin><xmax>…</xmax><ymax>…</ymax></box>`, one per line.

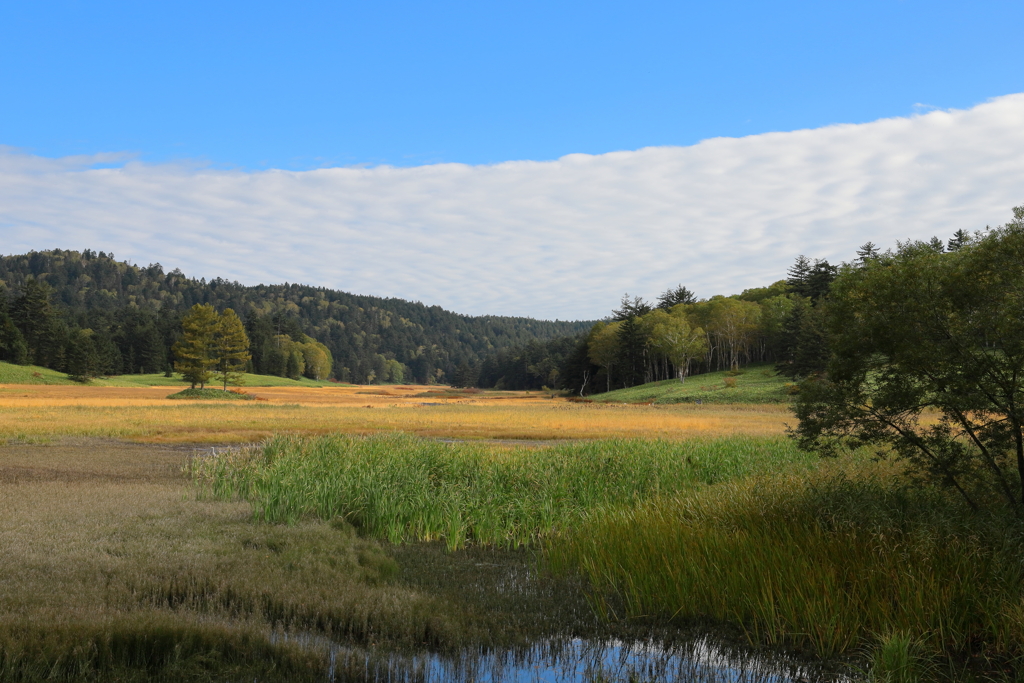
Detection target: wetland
<box><xmin>0</xmin><ymin>384</ymin><xmax>1021</xmax><ymax>681</ymax></box>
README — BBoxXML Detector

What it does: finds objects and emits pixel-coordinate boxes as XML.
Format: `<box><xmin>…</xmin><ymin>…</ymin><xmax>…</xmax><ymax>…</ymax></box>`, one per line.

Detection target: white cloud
<box><xmin>2</xmin><ymin>94</ymin><xmax>1024</xmax><ymax>320</ymax></box>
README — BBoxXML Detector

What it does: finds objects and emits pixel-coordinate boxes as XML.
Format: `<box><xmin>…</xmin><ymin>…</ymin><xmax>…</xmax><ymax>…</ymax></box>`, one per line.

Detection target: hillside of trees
<box><xmin>0</xmin><ymin>250</ymin><xmax>593</xmax><ymax>384</ymax></box>
<box><xmin>472</xmin><ymin>241</ymin><xmax>932</xmax><ymax>394</ymax></box>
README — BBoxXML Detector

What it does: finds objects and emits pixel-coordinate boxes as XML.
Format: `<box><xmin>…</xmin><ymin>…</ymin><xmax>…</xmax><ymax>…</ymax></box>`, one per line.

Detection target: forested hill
<box><xmin>0</xmin><ymin>250</ymin><xmax>593</xmax><ymax>384</ymax></box>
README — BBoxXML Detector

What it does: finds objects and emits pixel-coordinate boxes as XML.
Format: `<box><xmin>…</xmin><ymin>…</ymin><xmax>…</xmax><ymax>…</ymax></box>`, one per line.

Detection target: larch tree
<box><xmin>173</xmin><ymin>303</ymin><xmax>218</xmax><ymax>389</ymax></box>
<box><xmin>214</xmin><ymin>308</ymin><xmax>251</xmax><ymax>391</ymax></box>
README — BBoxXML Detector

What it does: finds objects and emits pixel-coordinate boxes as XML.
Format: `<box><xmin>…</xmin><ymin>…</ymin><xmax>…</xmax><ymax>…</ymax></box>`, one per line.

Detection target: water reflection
<box><xmin>271</xmin><ymin>632</ymin><xmax>850</xmax><ymax>683</ymax></box>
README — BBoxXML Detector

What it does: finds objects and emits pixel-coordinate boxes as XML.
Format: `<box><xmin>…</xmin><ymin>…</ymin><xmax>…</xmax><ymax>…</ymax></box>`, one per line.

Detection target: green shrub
<box><xmin>168</xmin><ymin>388</ymin><xmax>253</xmax><ymax>400</ymax></box>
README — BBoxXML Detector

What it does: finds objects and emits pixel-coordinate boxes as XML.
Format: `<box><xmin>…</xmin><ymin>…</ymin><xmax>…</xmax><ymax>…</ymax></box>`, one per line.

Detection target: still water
<box><xmin>271</xmin><ymin>631</ymin><xmax>850</xmax><ymax>683</ymax></box>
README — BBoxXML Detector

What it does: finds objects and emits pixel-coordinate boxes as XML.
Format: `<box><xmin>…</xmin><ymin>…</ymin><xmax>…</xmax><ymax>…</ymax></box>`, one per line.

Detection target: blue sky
<box><xmin>2</xmin><ymin>1</ymin><xmax>1021</xmax><ymax>169</ymax></box>
<box><xmin>2</xmin><ymin>2</ymin><xmax>1024</xmax><ymax>319</ymax></box>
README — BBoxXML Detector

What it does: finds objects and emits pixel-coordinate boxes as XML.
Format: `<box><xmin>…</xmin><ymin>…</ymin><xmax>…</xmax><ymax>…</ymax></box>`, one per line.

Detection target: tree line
<box><xmin>0</xmin><ymin>250</ymin><xmax>592</xmax><ymax>383</ymax></box>
<box><xmin>471</xmin><ymin>252</ymin><xmax>855</xmax><ymax>393</ymax></box>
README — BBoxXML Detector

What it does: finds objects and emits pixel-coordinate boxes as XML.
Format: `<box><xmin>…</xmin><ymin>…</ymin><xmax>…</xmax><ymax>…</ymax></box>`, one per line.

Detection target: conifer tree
<box><xmin>173</xmin><ymin>303</ymin><xmax>217</xmax><ymax>388</ymax></box>
<box><xmin>0</xmin><ymin>287</ymin><xmax>29</xmax><ymax>364</ymax></box>
<box><xmin>656</xmin><ymin>284</ymin><xmax>697</xmax><ymax>310</ymax></box>
<box><xmin>66</xmin><ymin>330</ymin><xmax>100</xmax><ymax>382</ymax></box>
<box><xmin>214</xmin><ymin>308</ymin><xmax>251</xmax><ymax>390</ymax></box>
<box><xmin>12</xmin><ymin>278</ymin><xmax>59</xmax><ymax>367</ymax></box>
<box><xmin>947</xmin><ymin>228</ymin><xmax>971</xmax><ymax>252</ymax></box>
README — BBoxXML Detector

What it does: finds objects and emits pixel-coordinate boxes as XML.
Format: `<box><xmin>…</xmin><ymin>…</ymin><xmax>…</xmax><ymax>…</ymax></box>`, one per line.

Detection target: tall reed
<box><xmin>544</xmin><ymin>469</ymin><xmax>1024</xmax><ymax>665</ymax></box>
<box><xmin>191</xmin><ymin>433</ymin><xmax>813</xmax><ymax>549</ymax></box>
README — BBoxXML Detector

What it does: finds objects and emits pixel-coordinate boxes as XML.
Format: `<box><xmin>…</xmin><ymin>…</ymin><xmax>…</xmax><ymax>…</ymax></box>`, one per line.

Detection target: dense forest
<box><xmin>0</xmin><ymin>250</ymin><xmax>592</xmax><ymax>384</ymax></box>
<box><xmin>0</xmin><ymin>235</ymin><xmax>967</xmax><ymax>390</ymax></box>
<box><xmin>473</xmin><ymin>239</ymin><xmax>968</xmax><ymax>394</ymax></box>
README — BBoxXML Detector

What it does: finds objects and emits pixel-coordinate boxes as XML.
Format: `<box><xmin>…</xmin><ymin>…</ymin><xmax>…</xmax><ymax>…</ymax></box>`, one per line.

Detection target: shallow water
<box><xmin>271</xmin><ymin>632</ymin><xmax>850</xmax><ymax>683</ymax></box>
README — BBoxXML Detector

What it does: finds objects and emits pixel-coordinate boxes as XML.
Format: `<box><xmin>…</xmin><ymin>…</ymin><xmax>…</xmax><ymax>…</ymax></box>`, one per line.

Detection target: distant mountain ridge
<box><xmin>0</xmin><ymin>249</ymin><xmax>593</xmax><ymax>384</ymax></box>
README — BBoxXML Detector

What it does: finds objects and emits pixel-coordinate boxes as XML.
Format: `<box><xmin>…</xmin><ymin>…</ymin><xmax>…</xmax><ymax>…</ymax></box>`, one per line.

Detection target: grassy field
<box><xmin>593</xmin><ymin>364</ymin><xmax>796</xmax><ymax>404</ymax></box>
<box><xmin>0</xmin><ymin>384</ymin><xmax>793</xmax><ymax>443</ymax></box>
<box><xmin>0</xmin><ymin>360</ymin><xmax>337</xmax><ymax>387</ymax></box>
<box><xmin>0</xmin><ymin>441</ymin><xmax>451</xmax><ymax>681</ymax></box>
<box><xmin>2</xmin><ymin>378</ymin><xmax>1020</xmax><ymax>680</ymax></box>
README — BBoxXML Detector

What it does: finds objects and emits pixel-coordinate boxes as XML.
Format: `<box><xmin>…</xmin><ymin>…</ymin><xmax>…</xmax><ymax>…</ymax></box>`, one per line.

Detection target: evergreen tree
<box><xmin>0</xmin><ymin>315</ymin><xmax>28</xmax><ymax>365</ymax></box>
<box><xmin>947</xmin><ymin>228</ymin><xmax>971</xmax><ymax>252</ymax></box>
<box><xmin>855</xmin><ymin>242</ymin><xmax>880</xmax><ymax>265</ymax></box>
<box><xmin>776</xmin><ymin>298</ymin><xmax>829</xmax><ymax>378</ymax></box>
<box><xmin>213</xmin><ymin>308</ymin><xmax>251</xmax><ymax>390</ymax></box>
<box><xmin>656</xmin><ymin>284</ymin><xmax>697</xmax><ymax>310</ymax></box>
<box><xmin>66</xmin><ymin>330</ymin><xmax>100</xmax><ymax>382</ymax></box>
<box><xmin>786</xmin><ymin>256</ymin><xmax>812</xmax><ymax>295</ymax></box>
<box><xmin>0</xmin><ymin>288</ymin><xmax>29</xmax><ymax>364</ymax></box>
<box><xmin>612</xmin><ymin>294</ymin><xmax>652</xmax><ymax>320</ymax></box>
<box><xmin>559</xmin><ymin>336</ymin><xmax>598</xmax><ymax>396</ymax></box>
<box><xmin>615</xmin><ymin>315</ymin><xmax>648</xmax><ymax>387</ymax></box>
<box><xmin>267</xmin><ymin>347</ymin><xmax>287</xmax><ymax>377</ymax></box>
<box><xmin>787</xmin><ymin>256</ymin><xmax>837</xmax><ymax>302</ymax></box>
<box><xmin>173</xmin><ymin>304</ymin><xmax>218</xmax><ymax>388</ymax></box>
<box><xmin>11</xmin><ymin>278</ymin><xmax>60</xmax><ymax>367</ymax></box>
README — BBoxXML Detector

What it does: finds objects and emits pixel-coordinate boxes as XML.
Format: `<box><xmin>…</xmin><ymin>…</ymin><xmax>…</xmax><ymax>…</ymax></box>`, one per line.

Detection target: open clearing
<box><xmin>0</xmin><ymin>383</ymin><xmax>792</xmax><ymax>443</ymax></box>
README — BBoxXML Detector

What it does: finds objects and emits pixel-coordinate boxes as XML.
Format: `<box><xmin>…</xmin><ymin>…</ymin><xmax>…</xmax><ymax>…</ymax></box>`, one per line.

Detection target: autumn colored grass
<box><xmin>6</xmin><ymin>376</ymin><xmax>1007</xmax><ymax>679</ymax></box>
<box><xmin>0</xmin><ymin>384</ymin><xmax>793</xmax><ymax>443</ymax></box>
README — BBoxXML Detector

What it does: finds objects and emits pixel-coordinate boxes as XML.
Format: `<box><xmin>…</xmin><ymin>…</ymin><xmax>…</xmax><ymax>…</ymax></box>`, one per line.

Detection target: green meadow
<box><xmin>0</xmin><ymin>361</ymin><xmax>338</xmax><ymax>387</ymax></box>
<box><xmin>592</xmin><ymin>364</ymin><xmax>796</xmax><ymax>404</ymax></box>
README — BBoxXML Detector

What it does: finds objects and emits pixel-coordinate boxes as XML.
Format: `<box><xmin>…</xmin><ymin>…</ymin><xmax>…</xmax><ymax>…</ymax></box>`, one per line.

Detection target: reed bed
<box><xmin>544</xmin><ymin>466</ymin><xmax>1024</xmax><ymax>670</ymax></box>
<box><xmin>191</xmin><ymin>433</ymin><xmax>815</xmax><ymax>549</ymax></box>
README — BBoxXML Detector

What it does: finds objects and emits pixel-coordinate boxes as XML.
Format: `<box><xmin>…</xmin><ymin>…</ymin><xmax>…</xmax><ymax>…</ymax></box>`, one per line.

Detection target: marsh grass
<box><xmin>544</xmin><ymin>462</ymin><xmax>1024</xmax><ymax>675</ymax></box>
<box><xmin>191</xmin><ymin>433</ymin><xmax>815</xmax><ymax>549</ymax></box>
<box><xmin>868</xmin><ymin>630</ymin><xmax>930</xmax><ymax>683</ymax></box>
<box><xmin>0</xmin><ymin>391</ymin><xmax>793</xmax><ymax>443</ymax></box>
<box><xmin>0</xmin><ymin>441</ymin><xmax>477</xmax><ymax>681</ymax></box>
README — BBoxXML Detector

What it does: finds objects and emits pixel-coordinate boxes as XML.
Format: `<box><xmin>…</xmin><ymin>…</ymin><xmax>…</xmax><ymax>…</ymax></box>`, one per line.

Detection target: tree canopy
<box><xmin>793</xmin><ymin>206</ymin><xmax>1024</xmax><ymax>512</ymax></box>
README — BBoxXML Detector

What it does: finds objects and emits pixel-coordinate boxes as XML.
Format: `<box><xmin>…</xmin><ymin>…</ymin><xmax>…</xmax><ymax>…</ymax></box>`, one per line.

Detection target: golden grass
<box><xmin>0</xmin><ymin>384</ymin><xmax>793</xmax><ymax>443</ymax></box>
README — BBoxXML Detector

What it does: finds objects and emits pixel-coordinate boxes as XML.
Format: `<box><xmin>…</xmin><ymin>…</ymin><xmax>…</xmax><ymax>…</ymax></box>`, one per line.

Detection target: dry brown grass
<box><xmin>0</xmin><ymin>439</ymin><xmax>480</xmax><ymax>680</ymax></box>
<box><xmin>0</xmin><ymin>384</ymin><xmax>792</xmax><ymax>443</ymax></box>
